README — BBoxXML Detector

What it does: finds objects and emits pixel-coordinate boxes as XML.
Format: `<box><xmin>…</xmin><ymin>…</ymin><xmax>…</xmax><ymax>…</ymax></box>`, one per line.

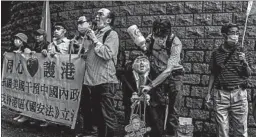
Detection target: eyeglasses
<box><xmin>227</xmin><ymin>31</ymin><xmax>240</xmax><ymax>35</ymax></box>
<box><xmin>54</xmin><ymin>27</ymin><xmax>64</xmax><ymax>30</ymax></box>
<box><xmin>77</xmin><ymin>21</ymin><xmax>87</xmax><ymax>25</ymax></box>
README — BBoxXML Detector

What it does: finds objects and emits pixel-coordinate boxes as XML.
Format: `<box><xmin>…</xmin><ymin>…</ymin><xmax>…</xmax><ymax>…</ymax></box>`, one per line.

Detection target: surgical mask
<box><xmin>227</xmin><ymin>35</ymin><xmax>239</xmax><ymax>45</ymax></box>
<box><xmin>14</xmin><ymin>39</ymin><xmax>22</xmax><ymax>47</ymax></box>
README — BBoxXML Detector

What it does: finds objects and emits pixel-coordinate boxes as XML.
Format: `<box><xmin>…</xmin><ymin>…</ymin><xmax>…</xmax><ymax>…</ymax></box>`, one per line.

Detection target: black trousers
<box><xmin>90</xmin><ymin>83</ymin><xmax>118</xmax><ymax>137</ymax></box>
<box><xmin>78</xmin><ymin>85</ymin><xmax>94</xmax><ymax>133</ymax></box>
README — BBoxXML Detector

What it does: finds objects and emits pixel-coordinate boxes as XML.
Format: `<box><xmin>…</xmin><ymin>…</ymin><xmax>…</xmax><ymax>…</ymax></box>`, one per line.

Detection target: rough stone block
<box><xmin>120</xmin><ymin>5</ymin><xmax>134</xmax><ymax>16</ymax></box>
<box><xmin>190</xmin><ymin>109</ymin><xmax>210</xmax><ymax>120</ymax></box>
<box><xmin>127</xmin><ymin>16</ymin><xmax>142</xmax><ymax>27</ymax></box>
<box><xmin>183</xmin><ymin>74</ymin><xmax>201</xmax><ymax>84</ymax></box>
<box><xmin>194</xmin><ymin>14</ymin><xmax>212</xmax><ymax>26</ymax></box>
<box><xmin>194</xmin><ymin>39</ymin><xmax>214</xmax><ymax>50</ymax></box>
<box><xmin>142</xmin><ymin>16</ymin><xmax>158</xmax><ymax>27</ymax></box>
<box><xmin>244</xmin><ymin>39</ymin><xmax>256</xmax><ymax>51</ymax></box>
<box><xmin>193</xmin><ymin>121</ymin><xmax>203</xmax><ymax>132</ymax></box>
<box><xmin>183</xmin><ymin>84</ymin><xmax>191</xmax><ymax>96</ymax></box>
<box><xmin>159</xmin><ymin>15</ymin><xmax>176</xmax><ymax>26</ymax></box>
<box><xmin>112</xmin><ymin>1</ymin><xmax>126</xmax><ymax>6</ymax></box>
<box><xmin>134</xmin><ymin>4</ymin><xmax>149</xmax><ymax>15</ymax></box>
<box><xmin>98</xmin><ymin>1</ymin><xmax>112</xmax><ymax>7</ymax></box>
<box><xmin>115</xmin><ymin>17</ymin><xmax>126</xmax><ymax>28</ymax></box>
<box><xmin>193</xmin><ymin>63</ymin><xmax>209</xmax><ymax>74</ymax></box>
<box><xmin>63</xmin><ymin>1</ymin><xmax>75</xmax><ymax>11</ymax></box>
<box><xmin>213</xmin><ymin>13</ymin><xmax>232</xmax><ymax>25</ymax></box>
<box><xmin>186</xmin><ymin>97</ymin><xmax>203</xmax><ymax>109</ymax></box>
<box><xmin>205</xmin><ymin>26</ymin><xmax>222</xmax><ymax>38</ymax></box>
<box><xmin>185</xmin><ymin>51</ymin><xmax>204</xmax><ymax>62</ymax></box>
<box><xmin>181</xmin><ymin>39</ymin><xmax>194</xmax><ymax>49</ymax></box>
<box><xmin>80</xmin><ymin>9</ymin><xmax>93</xmax><ymax>18</ymax></box>
<box><xmin>246</xmin><ymin>26</ymin><xmax>256</xmax><ymax>38</ymax></box>
<box><xmin>184</xmin><ymin>2</ymin><xmax>202</xmax><ymax>13</ymax></box>
<box><xmin>203</xmin><ymin>1</ymin><xmax>222</xmax><ymax>13</ymax></box>
<box><xmin>248</xmin><ymin>15</ymin><xmax>256</xmax><ymax>26</ymax></box>
<box><xmin>117</xmin><ymin>28</ymin><xmax>130</xmax><ymax>40</ymax></box>
<box><xmin>126</xmin><ymin>39</ymin><xmax>139</xmax><ymax>50</ymax></box>
<box><xmin>58</xmin><ymin>11</ymin><xmax>69</xmax><ymax>21</ymax></box>
<box><xmin>191</xmin><ymin>86</ymin><xmax>208</xmax><ymax>98</ymax></box>
<box><xmin>203</xmin><ymin>122</ymin><xmax>217</xmax><ymax>134</ymax></box>
<box><xmin>224</xmin><ymin>1</ymin><xmax>243</xmax><ymax>12</ymax></box>
<box><xmin>50</xmin><ymin>3</ymin><xmax>64</xmax><ymax>13</ymax></box>
<box><xmin>179</xmin><ymin>107</ymin><xmax>189</xmax><ymax>117</ymax></box>
<box><xmin>74</xmin><ymin>1</ymin><xmax>87</xmax><ymax>9</ymax></box>
<box><xmin>68</xmin><ymin>10</ymin><xmax>80</xmax><ymax>20</ymax></box>
<box><xmin>149</xmin><ymin>3</ymin><xmax>166</xmax><ymax>15</ymax></box>
<box><xmin>176</xmin><ymin>14</ymin><xmax>193</xmax><ymax>26</ymax></box>
<box><xmin>233</xmin><ymin>13</ymin><xmax>246</xmax><ymax>26</ymax></box>
<box><xmin>201</xmin><ymin>75</ymin><xmax>209</xmax><ymax>86</ymax></box>
<box><xmin>186</xmin><ymin>26</ymin><xmax>204</xmax><ymax>38</ymax></box>
<box><xmin>166</xmin><ymin>2</ymin><xmax>184</xmax><ymax>14</ymax></box>
<box><xmin>110</xmin><ymin>7</ymin><xmax>120</xmax><ymax>16</ymax></box>
<box><xmin>172</xmin><ymin>27</ymin><xmax>186</xmax><ymax>38</ymax></box>
<box><xmin>63</xmin><ymin>20</ymin><xmax>76</xmax><ymax>30</ymax></box>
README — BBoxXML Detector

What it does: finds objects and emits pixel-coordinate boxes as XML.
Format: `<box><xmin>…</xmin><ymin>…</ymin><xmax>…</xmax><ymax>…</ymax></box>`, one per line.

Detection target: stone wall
<box><xmin>1</xmin><ymin>1</ymin><xmax>256</xmax><ymax>137</ymax></box>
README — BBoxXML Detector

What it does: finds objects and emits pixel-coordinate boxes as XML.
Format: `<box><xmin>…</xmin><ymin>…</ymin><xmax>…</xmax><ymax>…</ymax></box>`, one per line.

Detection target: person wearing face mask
<box><xmin>74</xmin><ymin>16</ymin><xmax>97</xmax><ymax>137</ymax></box>
<box><xmin>81</xmin><ymin>8</ymin><xmax>119</xmax><ymax>137</ymax></box>
<box><xmin>11</xmin><ymin>32</ymin><xmax>32</xmax><ymax>123</ymax></box>
<box><xmin>11</xmin><ymin>33</ymin><xmax>31</xmax><ymax>54</ymax></box>
<box><xmin>205</xmin><ymin>23</ymin><xmax>252</xmax><ymax>137</ymax></box>
<box><xmin>42</xmin><ymin>23</ymin><xmax>71</xmax><ymax>57</ymax></box>
<box><xmin>136</xmin><ymin>19</ymin><xmax>184</xmax><ymax>137</ymax></box>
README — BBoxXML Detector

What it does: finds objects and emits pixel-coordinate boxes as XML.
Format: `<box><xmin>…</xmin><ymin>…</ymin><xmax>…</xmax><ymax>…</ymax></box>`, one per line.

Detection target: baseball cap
<box><xmin>54</xmin><ymin>22</ymin><xmax>67</xmax><ymax>29</ymax></box>
<box><xmin>77</xmin><ymin>16</ymin><xmax>87</xmax><ymax>24</ymax></box>
<box><xmin>35</xmin><ymin>29</ymin><xmax>46</xmax><ymax>36</ymax></box>
<box><xmin>15</xmin><ymin>33</ymin><xmax>28</xmax><ymax>43</ymax></box>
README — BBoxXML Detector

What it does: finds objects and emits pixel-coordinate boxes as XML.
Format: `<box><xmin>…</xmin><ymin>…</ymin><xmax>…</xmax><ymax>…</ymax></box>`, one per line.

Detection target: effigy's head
<box><xmin>132</xmin><ymin>55</ymin><xmax>150</xmax><ymax>74</ymax></box>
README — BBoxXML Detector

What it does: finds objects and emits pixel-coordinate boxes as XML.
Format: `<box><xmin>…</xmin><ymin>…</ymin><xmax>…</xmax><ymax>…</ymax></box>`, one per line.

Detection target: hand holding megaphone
<box><xmin>127</xmin><ymin>25</ymin><xmax>147</xmax><ymax>51</ymax></box>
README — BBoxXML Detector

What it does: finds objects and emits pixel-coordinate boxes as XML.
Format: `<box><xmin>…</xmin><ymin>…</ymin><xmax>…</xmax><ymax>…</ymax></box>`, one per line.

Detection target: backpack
<box><xmin>147</xmin><ymin>33</ymin><xmax>176</xmax><ymax>56</ymax></box>
<box><xmin>102</xmin><ymin>29</ymin><xmax>126</xmax><ymax>77</ymax></box>
<box><xmin>147</xmin><ymin>33</ymin><xmax>184</xmax><ymax>76</ymax></box>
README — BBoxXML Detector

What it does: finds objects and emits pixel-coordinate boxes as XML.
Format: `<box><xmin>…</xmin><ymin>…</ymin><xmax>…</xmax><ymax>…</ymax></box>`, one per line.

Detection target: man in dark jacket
<box><xmin>32</xmin><ymin>29</ymin><xmax>50</xmax><ymax>53</ymax></box>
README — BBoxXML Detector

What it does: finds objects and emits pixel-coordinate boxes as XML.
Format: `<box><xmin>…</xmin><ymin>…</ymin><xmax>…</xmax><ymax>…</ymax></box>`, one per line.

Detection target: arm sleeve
<box><xmin>167</xmin><ymin>36</ymin><xmax>182</xmax><ymax>70</ymax></box>
<box><xmin>94</xmin><ymin>31</ymin><xmax>119</xmax><ymax>61</ymax></box>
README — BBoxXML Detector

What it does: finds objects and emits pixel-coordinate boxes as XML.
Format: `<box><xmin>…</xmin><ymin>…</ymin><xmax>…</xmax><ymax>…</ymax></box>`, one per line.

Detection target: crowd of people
<box><xmin>2</xmin><ymin>7</ymin><xmax>253</xmax><ymax>137</ymax></box>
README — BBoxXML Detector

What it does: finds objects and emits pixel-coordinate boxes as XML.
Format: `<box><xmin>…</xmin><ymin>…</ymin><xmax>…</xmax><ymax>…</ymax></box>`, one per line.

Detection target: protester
<box><xmin>206</xmin><ymin>23</ymin><xmax>252</xmax><ymax>137</ymax></box>
<box><xmin>73</xmin><ymin>16</ymin><xmax>96</xmax><ymax>137</ymax></box>
<box><xmin>31</xmin><ymin>29</ymin><xmax>50</xmax><ymax>53</ymax></box>
<box><xmin>42</xmin><ymin>22</ymin><xmax>71</xmax><ymax>56</ymax></box>
<box><xmin>27</xmin><ymin>29</ymin><xmax>50</xmax><ymax>125</ymax></box>
<box><xmin>11</xmin><ymin>33</ymin><xmax>31</xmax><ymax>123</ymax></box>
<box><xmin>82</xmin><ymin>8</ymin><xmax>119</xmax><ymax>137</ymax></box>
<box><xmin>139</xmin><ymin>19</ymin><xmax>184</xmax><ymax>136</ymax></box>
<box><xmin>40</xmin><ymin>23</ymin><xmax>72</xmax><ymax>127</ymax></box>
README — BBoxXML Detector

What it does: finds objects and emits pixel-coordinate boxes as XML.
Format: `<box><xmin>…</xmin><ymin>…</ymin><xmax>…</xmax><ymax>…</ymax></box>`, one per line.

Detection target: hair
<box><xmin>107</xmin><ymin>11</ymin><xmax>115</xmax><ymax>26</ymax></box>
<box><xmin>152</xmin><ymin>18</ymin><xmax>171</xmax><ymax>37</ymax></box>
<box><xmin>221</xmin><ymin>23</ymin><xmax>239</xmax><ymax>35</ymax></box>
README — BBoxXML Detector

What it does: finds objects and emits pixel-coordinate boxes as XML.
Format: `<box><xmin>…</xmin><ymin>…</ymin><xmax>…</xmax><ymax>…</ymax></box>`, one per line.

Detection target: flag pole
<box><xmin>241</xmin><ymin>1</ymin><xmax>253</xmax><ymax>48</ymax></box>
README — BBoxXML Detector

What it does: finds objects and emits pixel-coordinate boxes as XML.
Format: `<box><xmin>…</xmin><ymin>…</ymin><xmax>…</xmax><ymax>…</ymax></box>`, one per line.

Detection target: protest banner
<box><xmin>1</xmin><ymin>53</ymin><xmax>85</xmax><ymax>129</ymax></box>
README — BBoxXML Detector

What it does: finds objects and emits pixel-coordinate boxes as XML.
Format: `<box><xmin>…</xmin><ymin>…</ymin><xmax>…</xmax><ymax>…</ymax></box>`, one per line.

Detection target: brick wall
<box><xmin>1</xmin><ymin>1</ymin><xmax>256</xmax><ymax>136</ymax></box>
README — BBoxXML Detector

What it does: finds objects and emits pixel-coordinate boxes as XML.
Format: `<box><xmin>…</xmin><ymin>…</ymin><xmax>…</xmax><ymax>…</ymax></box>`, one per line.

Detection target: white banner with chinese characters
<box><xmin>1</xmin><ymin>53</ymin><xmax>86</xmax><ymax>129</ymax></box>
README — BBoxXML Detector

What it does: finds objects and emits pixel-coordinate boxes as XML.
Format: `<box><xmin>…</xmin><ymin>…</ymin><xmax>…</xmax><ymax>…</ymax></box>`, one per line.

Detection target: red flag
<box><xmin>40</xmin><ymin>1</ymin><xmax>51</xmax><ymax>42</ymax></box>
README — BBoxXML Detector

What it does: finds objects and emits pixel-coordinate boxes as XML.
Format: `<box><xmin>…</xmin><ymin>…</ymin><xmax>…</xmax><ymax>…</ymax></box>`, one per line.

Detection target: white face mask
<box><xmin>227</xmin><ymin>35</ymin><xmax>239</xmax><ymax>45</ymax></box>
<box><xmin>14</xmin><ymin>39</ymin><xmax>22</xmax><ymax>47</ymax></box>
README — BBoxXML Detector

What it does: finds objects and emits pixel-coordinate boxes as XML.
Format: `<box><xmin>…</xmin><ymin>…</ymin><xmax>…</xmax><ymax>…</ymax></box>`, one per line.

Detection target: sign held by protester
<box><xmin>1</xmin><ymin>53</ymin><xmax>85</xmax><ymax>129</ymax></box>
